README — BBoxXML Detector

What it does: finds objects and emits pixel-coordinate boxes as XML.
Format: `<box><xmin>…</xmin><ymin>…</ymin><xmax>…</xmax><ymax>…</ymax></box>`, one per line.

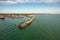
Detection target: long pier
<box><xmin>18</xmin><ymin>16</ymin><xmax>35</xmax><ymax>28</ymax></box>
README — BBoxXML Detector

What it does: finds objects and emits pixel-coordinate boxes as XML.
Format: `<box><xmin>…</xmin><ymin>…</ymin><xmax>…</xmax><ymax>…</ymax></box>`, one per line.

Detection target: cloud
<box><xmin>0</xmin><ymin>0</ymin><xmax>60</xmax><ymax>4</ymax></box>
<box><xmin>42</xmin><ymin>0</ymin><xmax>60</xmax><ymax>2</ymax></box>
<box><xmin>0</xmin><ymin>0</ymin><xmax>17</xmax><ymax>4</ymax></box>
<box><xmin>0</xmin><ymin>0</ymin><xmax>41</xmax><ymax>4</ymax></box>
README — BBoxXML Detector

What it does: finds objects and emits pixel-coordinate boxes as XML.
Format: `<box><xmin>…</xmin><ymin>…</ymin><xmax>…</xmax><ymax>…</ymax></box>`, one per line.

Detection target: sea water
<box><xmin>0</xmin><ymin>14</ymin><xmax>60</xmax><ymax>40</ymax></box>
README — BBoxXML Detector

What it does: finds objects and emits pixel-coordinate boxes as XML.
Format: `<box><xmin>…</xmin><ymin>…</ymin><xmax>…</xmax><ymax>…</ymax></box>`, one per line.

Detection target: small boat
<box><xmin>0</xmin><ymin>18</ymin><xmax>5</xmax><ymax>19</ymax></box>
<box><xmin>0</xmin><ymin>16</ymin><xmax>5</xmax><ymax>20</ymax></box>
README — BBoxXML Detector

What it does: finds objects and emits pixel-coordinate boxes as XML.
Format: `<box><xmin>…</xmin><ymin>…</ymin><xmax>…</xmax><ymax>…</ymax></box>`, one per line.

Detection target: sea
<box><xmin>0</xmin><ymin>14</ymin><xmax>60</xmax><ymax>40</ymax></box>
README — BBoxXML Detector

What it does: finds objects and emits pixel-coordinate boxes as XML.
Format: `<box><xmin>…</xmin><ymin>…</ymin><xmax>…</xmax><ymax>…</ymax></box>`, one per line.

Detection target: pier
<box><xmin>18</xmin><ymin>16</ymin><xmax>35</xmax><ymax>28</ymax></box>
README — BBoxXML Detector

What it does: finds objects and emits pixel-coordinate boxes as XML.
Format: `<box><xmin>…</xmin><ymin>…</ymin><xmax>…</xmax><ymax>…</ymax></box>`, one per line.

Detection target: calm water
<box><xmin>0</xmin><ymin>14</ymin><xmax>60</xmax><ymax>40</ymax></box>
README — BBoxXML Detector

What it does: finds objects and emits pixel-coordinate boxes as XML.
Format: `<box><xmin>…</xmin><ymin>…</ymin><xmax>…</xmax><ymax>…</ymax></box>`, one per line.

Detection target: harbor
<box><xmin>0</xmin><ymin>14</ymin><xmax>35</xmax><ymax>28</ymax></box>
<box><xmin>0</xmin><ymin>14</ymin><xmax>60</xmax><ymax>40</ymax></box>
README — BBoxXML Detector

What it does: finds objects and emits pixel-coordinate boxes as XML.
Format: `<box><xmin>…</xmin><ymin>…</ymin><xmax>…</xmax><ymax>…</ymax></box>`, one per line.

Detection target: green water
<box><xmin>0</xmin><ymin>14</ymin><xmax>60</xmax><ymax>40</ymax></box>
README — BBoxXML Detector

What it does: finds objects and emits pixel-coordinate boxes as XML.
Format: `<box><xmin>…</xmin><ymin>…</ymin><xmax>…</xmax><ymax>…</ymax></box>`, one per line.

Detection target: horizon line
<box><xmin>0</xmin><ymin>13</ymin><xmax>60</xmax><ymax>14</ymax></box>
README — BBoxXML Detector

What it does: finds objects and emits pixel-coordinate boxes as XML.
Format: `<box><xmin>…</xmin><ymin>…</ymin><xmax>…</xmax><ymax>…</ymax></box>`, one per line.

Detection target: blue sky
<box><xmin>0</xmin><ymin>0</ymin><xmax>60</xmax><ymax>13</ymax></box>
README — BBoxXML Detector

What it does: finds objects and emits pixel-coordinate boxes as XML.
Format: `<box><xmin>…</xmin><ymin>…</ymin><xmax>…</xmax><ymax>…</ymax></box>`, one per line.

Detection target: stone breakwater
<box><xmin>18</xmin><ymin>16</ymin><xmax>35</xmax><ymax>28</ymax></box>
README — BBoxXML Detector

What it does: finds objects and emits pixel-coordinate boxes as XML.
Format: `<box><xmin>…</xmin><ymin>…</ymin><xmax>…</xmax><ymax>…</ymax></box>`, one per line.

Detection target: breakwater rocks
<box><xmin>18</xmin><ymin>16</ymin><xmax>35</xmax><ymax>28</ymax></box>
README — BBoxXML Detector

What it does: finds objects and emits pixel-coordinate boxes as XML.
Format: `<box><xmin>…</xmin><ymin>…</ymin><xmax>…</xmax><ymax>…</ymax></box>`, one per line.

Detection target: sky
<box><xmin>0</xmin><ymin>0</ymin><xmax>60</xmax><ymax>14</ymax></box>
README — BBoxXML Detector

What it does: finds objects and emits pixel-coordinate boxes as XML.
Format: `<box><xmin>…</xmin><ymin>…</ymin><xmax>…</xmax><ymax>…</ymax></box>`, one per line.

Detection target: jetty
<box><xmin>18</xmin><ymin>16</ymin><xmax>35</xmax><ymax>28</ymax></box>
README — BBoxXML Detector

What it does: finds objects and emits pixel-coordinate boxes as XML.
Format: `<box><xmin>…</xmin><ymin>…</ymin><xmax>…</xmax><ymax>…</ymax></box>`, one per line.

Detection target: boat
<box><xmin>0</xmin><ymin>16</ymin><xmax>5</xmax><ymax>20</ymax></box>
